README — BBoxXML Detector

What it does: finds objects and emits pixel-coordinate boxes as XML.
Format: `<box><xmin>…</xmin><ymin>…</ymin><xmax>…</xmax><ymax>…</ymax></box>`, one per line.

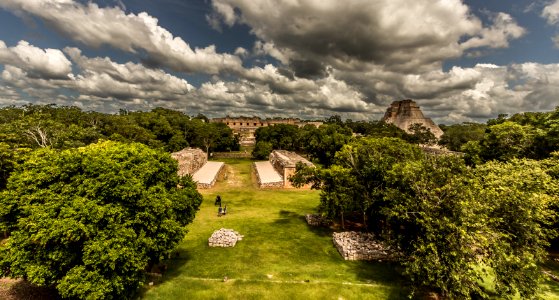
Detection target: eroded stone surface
<box><xmin>171</xmin><ymin>148</ymin><xmax>207</xmax><ymax>177</ymax></box>
<box><xmin>333</xmin><ymin>231</ymin><xmax>397</xmax><ymax>261</ymax></box>
<box><xmin>208</xmin><ymin>228</ymin><xmax>244</xmax><ymax>247</ymax></box>
<box><xmin>382</xmin><ymin>99</ymin><xmax>444</xmax><ymax>138</ymax></box>
<box><xmin>269</xmin><ymin>150</ymin><xmax>314</xmax><ymax>188</ymax></box>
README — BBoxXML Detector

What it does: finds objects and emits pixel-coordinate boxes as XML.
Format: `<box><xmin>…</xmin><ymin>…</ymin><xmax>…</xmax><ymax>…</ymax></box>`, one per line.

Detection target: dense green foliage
<box><xmin>0</xmin><ymin>104</ymin><xmax>239</xmax><ymax>153</ymax></box>
<box><xmin>439</xmin><ymin>122</ymin><xmax>486</xmax><ymax>151</ymax></box>
<box><xmin>293</xmin><ymin>137</ymin><xmax>559</xmax><ymax>298</ymax></box>
<box><xmin>253</xmin><ymin>123</ymin><xmax>353</xmax><ymax>166</ymax></box>
<box><xmin>0</xmin><ymin>141</ymin><xmax>203</xmax><ymax>299</ymax></box>
<box><xmin>454</xmin><ymin>109</ymin><xmax>559</xmax><ymax>163</ymax></box>
<box><xmin>252</xmin><ymin>141</ymin><xmax>273</xmax><ymax>159</ymax></box>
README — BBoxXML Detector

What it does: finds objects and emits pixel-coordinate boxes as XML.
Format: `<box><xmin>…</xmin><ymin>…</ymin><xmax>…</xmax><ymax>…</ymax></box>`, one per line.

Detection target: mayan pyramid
<box><xmin>381</xmin><ymin>99</ymin><xmax>444</xmax><ymax>138</ymax></box>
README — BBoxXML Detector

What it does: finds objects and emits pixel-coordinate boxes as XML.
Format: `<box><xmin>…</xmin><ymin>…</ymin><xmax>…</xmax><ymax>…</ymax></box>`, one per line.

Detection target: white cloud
<box><xmin>0</xmin><ymin>0</ymin><xmax>243</xmax><ymax>74</ymax></box>
<box><xmin>543</xmin><ymin>0</ymin><xmax>559</xmax><ymax>24</ymax></box>
<box><xmin>0</xmin><ymin>40</ymin><xmax>72</xmax><ymax>79</ymax></box>
<box><xmin>461</xmin><ymin>13</ymin><xmax>526</xmax><ymax>49</ymax></box>
<box><xmin>210</xmin><ymin>0</ymin><xmax>525</xmax><ymax>74</ymax></box>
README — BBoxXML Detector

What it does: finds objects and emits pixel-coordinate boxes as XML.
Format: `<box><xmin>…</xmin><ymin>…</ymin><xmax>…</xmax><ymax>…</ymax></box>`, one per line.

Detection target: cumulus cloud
<box><xmin>0</xmin><ymin>40</ymin><xmax>72</xmax><ymax>79</ymax></box>
<box><xmin>0</xmin><ymin>40</ymin><xmax>198</xmax><ymax>111</ymax></box>
<box><xmin>0</xmin><ymin>0</ymin><xmax>243</xmax><ymax>74</ymax></box>
<box><xmin>209</xmin><ymin>0</ymin><xmax>525</xmax><ymax>74</ymax></box>
<box><xmin>460</xmin><ymin>12</ymin><xmax>526</xmax><ymax>49</ymax></box>
<box><xmin>543</xmin><ymin>0</ymin><xmax>559</xmax><ymax>24</ymax></box>
<box><xmin>542</xmin><ymin>1</ymin><xmax>559</xmax><ymax>47</ymax></box>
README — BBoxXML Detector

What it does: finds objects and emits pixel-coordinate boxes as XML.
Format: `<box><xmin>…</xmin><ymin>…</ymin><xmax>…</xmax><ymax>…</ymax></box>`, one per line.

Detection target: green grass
<box><xmin>140</xmin><ymin>159</ymin><xmax>406</xmax><ymax>299</ymax></box>
<box><xmin>140</xmin><ymin>158</ymin><xmax>559</xmax><ymax>299</ymax></box>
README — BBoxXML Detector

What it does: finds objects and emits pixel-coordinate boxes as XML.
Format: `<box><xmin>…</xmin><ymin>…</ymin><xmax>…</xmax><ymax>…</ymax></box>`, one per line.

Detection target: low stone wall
<box><xmin>333</xmin><ymin>231</ymin><xmax>397</xmax><ymax>261</ymax></box>
<box><xmin>305</xmin><ymin>214</ymin><xmax>331</xmax><ymax>226</ymax></box>
<box><xmin>208</xmin><ymin>228</ymin><xmax>244</xmax><ymax>247</ymax></box>
<box><xmin>212</xmin><ymin>152</ymin><xmax>252</xmax><ymax>159</ymax></box>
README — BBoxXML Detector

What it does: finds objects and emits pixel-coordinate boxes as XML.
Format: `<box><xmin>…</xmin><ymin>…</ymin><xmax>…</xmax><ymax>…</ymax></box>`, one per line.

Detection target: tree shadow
<box><xmin>135</xmin><ymin>250</ymin><xmax>193</xmax><ymax>298</ymax></box>
<box><xmin>274</xmin><ymin>210</ymin><xmax>306</xmax><ymax>225</ymax></box>
<box><xmin>349</xmin><ymin>260</ymin><xmax>409</xmax><ymax>299</ymax></box>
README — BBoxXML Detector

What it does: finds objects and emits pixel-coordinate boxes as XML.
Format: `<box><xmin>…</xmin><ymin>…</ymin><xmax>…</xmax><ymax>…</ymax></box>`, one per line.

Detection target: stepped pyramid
<box><xmin>381</xmin><ymin>99</ymin><xmax>444</xmax><ymax>138</ymax></box>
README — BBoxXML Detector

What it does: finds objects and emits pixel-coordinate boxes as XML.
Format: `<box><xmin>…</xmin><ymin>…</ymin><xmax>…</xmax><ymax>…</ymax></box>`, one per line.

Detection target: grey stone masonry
<box><xmin>333</xmin><ymin>231</ymin><xmax>398</xmax><ymax>261</ymax></box>
<box><xmin>305</xmin><ymin>214</ymin><xmax>331</xmax><ymax>226</ymax></box>
<box><xmin>208</xmin><ymin>228</ymin><xmax>244</xmax><ymax>247</ymax></box>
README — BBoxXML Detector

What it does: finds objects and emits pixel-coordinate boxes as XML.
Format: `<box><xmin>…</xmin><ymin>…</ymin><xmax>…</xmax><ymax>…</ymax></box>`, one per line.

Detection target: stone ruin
<box><xmin>333</xmin><ymin>231</ymin><xmax>397</xmax><ymax>261</ymax></box>
<box><xmin>208</xmin><ymin>228</ymin><xmax>244</xmax><ymax>247</ymax></box>
<box><xmin>170</xmin><ymin>147</ymin><xmax>207</xmax><ymax>177</ymax></box>
<box><xmin>382</xmin><ymin>99</ymin><xmax>444</xmax><ymax>139</ymax></box>
<box><xmin>269</xmin><ymin>150</ymin><xmax>314</xmax><ymax>188</ymax></box>
<box><xmin>305</xmin><ymin>214</ymin><xmax>331</xmax><ymax>227</ymax></box>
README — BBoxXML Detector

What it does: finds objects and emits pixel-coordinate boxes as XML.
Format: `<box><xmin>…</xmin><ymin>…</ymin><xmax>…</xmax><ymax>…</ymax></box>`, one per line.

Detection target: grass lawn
<box><xmin>140</xmin><ymin>158</ymin><xmax>559</xmax><ymax>300</ymax></box>
<box><xmin>140</xmin><ymin>158</ymin><xmax>406</xmax><ymax>299</ymax></box>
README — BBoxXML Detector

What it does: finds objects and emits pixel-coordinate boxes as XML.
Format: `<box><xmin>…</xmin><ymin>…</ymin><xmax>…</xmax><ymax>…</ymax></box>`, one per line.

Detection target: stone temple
<box><xmin>381</xmin><ymin>99</ymin><xmax>444</xmax><ymax>138</ymax></box>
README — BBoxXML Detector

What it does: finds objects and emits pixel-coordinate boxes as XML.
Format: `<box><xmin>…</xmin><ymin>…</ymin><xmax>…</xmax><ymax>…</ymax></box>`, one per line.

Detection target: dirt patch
<box><xmin>0</xmin><ymin>278</ymin><xmax>59</xmax><ymax>300</ymax></box>
<box><xmin>224</xmin><ymin>165</ymin><xmax>243</xmax><ymax>187</ymax></box>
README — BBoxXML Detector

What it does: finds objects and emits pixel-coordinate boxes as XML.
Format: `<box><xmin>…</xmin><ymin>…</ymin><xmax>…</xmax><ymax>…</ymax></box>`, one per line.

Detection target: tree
<box><xmin>252</xmin><ymin>141</ymin><xmax>273</xmax><ymax>159</ymax></box>
<box><xmin>292</xmin><ymin>137</ymin><xmax>423</xmax><ymax>230</ymax></box>
<box><xmin>383</xmin><ymin>155</ymin><xmax>485</xmax><ymax>298</ymax></box>
<box><xmin>406</xmin><ymin>123</ymin><xmax>437</xmax><ymax>145</ymax></box>
<box><xmin>294</xmin><ymin>136</ymin><xmax>558</xmax><ymax>298</ymax></box>
<box><xmin>439</xmin><ymin>122</ymin><xmax>486</xmax><ymax>151</ymax></box>
<box><xmin>472</xmin><ymin>159</ymin><xmax>558</xmax><ymax>298</ymax></box>
<box><xmin>0</xmin><ymin>141</ymin><xmax>202</xmax><ymax>299</ymax></box>
<box><xmin>254</xmin><ymin>124</ymin><xmax>301</xmax><ymax>151</ymax></box>
<box><xmin>302</xmin><ymin>124</ymin><xmax>353</xmax><ymax>166</ymax></box>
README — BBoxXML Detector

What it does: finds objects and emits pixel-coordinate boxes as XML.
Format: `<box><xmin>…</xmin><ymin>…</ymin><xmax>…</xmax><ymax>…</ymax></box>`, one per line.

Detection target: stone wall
<box><xmin>170</xmin><ymin>148</ymin><xmax>207</xmax><ymax>177</ymax></box>
<box><xmin>332</xmin><ymin>231</ymin><xmax>397</xmax><ymax>261</ymax></box>
<box><xmin>212</xmin><ymin>152</ymin><xmax>252</xmax><ymax>159</ymax></box>
<box><xmin>305</xmin><ymin>214</ymin><xmax>331</xmax><ymax>226</ymax></box>
<box><xmin>211</xmin><ymin>117</ymin><xmax>323</xmax><ymax>146</ymax></box>
<box><xmin>269</xmin><ymin>150</ymin><xmax>313</xmax><ymax>188</ymax></box>
<box><xmin>208</xmin><ymin>228</ymin><xmax>244</xmax><ymax>247</ymax></box>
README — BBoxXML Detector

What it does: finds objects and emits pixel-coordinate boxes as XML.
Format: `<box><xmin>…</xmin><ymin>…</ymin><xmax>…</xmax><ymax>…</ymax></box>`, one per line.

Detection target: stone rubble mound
<box><xmin>170</xmin><ymin>147</ymin><xmax>207</xmax><ymax>177</ymax></box>
<box><xmin>333</xmin><ymin>231</ymin><xmax>397</xmax><ymax>261</ymax></box>
<box><xmin>305</xmin><ymin>214</ymin><xmax>331</xmax><ymax>226</ymax></box>
<box><xmin>208</xmin><ymin>228</ymin><xmax>244</xmax><ymax>247</ymax></box>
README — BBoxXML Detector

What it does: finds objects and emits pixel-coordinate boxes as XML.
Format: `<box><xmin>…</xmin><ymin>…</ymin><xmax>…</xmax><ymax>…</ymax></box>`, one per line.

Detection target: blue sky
<box><xmin>0</xmin><ymin>0</ymin><xmax>558</xmax><ymax>123</ymax></box>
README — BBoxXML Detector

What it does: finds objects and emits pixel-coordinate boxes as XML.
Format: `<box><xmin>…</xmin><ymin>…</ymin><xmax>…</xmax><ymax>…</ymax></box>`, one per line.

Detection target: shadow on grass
<box><xmin>351</xmin><ymin>261</ymin><xmax>409</xmax><ymax>299</ymax></box>
<box><xmin>136</xmin><ymin>251</ymin><xmax>193</xmax><ymax>299</ymax></box>
<box><xmin>273</xmin><ymin>210</ymin><xmax>306</xmax><ymax>225</ymax></box>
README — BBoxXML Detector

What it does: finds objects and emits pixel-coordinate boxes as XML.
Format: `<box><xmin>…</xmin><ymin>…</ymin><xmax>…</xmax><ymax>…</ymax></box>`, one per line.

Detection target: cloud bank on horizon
<box><xmin>0</xmin><ymin>0</ymin><xmax>558</xmax><ymax>123</ymax></box>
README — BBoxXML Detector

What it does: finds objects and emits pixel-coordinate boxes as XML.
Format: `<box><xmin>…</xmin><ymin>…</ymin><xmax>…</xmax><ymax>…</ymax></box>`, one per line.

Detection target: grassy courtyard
<box><xmin>140</xmin><ymin>159</ymin><xmax>405</xmax><ymax>299</ymax></box>
<box><xmin>140</xmin><ymin>158</ymin><xmax>559</xmax><ymax>300</ymax></box>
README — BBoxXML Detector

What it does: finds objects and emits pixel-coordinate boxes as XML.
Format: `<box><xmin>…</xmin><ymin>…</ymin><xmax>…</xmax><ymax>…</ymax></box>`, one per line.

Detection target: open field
<box><xmin>140</xmin><ymin>159</ymin><xmax>406</xmax><ymax>299</ymax></box>
<box><xmin>139</xmin><ymin>158</ymin><xmax>559</xmax><ymax>299</ymax></box>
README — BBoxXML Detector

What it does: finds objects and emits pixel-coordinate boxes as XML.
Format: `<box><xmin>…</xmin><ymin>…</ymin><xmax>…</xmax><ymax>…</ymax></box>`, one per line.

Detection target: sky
<box><xmin>0</xmin><ymin>0</ymin><xmax>559</xmax><ymax>123</ymax></box>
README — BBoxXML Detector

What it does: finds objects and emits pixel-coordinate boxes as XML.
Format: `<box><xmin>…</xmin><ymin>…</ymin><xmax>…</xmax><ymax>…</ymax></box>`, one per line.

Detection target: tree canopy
<box><xmin>0</xmin><ymin>141</ymin><xmax>203</xmax><ymax>299</ymax></box>
<box><xmin>293</xmin><ymin>136</ymin><xmax>559</xmax><ymax>298</ymax></box>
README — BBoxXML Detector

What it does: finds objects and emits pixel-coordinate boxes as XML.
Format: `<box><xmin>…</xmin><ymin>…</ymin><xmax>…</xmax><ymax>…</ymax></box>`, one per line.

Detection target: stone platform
<box><xmin>192</xmin><ymin>161</ymin><xmax>225</xmax><ymax>189</ymax></box>
<box><xmin>254</xmin><ymin>161</ymin><xmax>283</xmax><ymax>188</ymax></box>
